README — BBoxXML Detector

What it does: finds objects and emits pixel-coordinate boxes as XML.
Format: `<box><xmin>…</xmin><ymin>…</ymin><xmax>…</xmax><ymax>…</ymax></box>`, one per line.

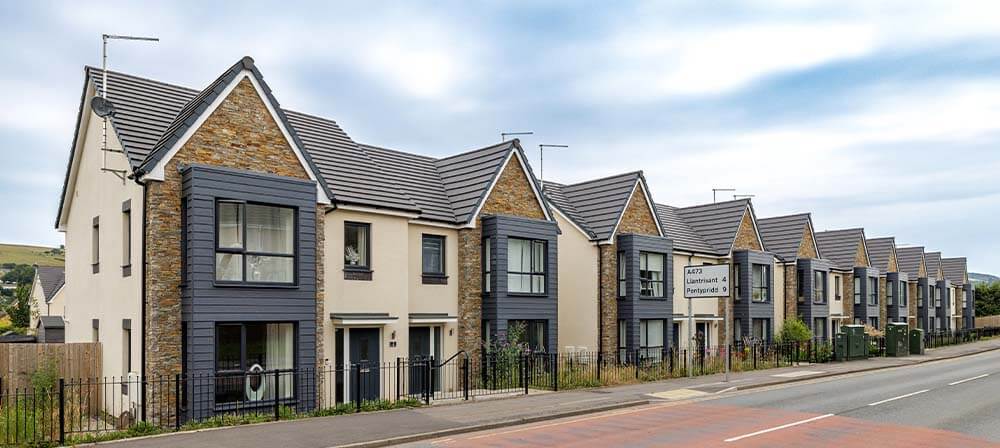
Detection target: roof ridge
<box><xmin>674</xmin><ymin>197</ymin><xmax>750</xmax><ymax>212</ymax></box>
<box><xmin>758</xmin><ymin>212</ymin><xmax>811</xmax><ymax>221</ymax></box>
<box><xmin>556</xmin><ymin>171</ymin><xmax>641</xmax><ymax>189</ymax></box>
<box><xmin>436</xmin><ymin>140</ymin><xmax>515</xmax><ymax>164</ymax></box>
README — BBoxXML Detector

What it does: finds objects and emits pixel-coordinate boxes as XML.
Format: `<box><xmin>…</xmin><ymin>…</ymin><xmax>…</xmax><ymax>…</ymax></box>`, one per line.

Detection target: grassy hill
<box><xmin>971</xmin><ymin>272</ymin><xmax>999</xmax><ymax>284</ymax></box>
<box><xmin>0</xmin><ymin>243</ymin><xmax>64</xmax><ymax>267</ymax></box>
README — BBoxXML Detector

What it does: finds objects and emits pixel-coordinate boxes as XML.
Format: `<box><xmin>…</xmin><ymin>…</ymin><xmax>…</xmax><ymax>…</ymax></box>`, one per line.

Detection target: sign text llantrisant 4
<box><xmin>683</xmin><ymin>264</ymin><xmax>731</xmax><ymax>298</ymax></box>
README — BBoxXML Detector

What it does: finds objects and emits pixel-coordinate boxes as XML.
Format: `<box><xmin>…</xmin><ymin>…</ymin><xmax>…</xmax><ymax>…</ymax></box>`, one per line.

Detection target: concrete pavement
<box><xmin>96</xmin><ymin>338</ymin><xmax>1000</xmax><ymax>448</ymax></box>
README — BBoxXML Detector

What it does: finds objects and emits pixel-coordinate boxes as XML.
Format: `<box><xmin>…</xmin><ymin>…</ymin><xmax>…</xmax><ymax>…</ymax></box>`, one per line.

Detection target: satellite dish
<box><xmin>91</xmin><ymin>96</ymin><xmax>116</xmax><ymax>118</ymax></box>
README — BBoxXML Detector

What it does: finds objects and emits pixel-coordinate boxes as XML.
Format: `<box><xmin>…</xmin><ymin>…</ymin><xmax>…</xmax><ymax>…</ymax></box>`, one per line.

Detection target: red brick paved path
<box><xmin>428</xmin><ymin>402</ymin><xmax>998</xmax><ymax>447</ymax></box>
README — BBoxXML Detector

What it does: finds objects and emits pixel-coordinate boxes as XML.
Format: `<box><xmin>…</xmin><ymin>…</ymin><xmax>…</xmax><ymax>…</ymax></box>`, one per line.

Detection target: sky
<box><xmin>1</xmin><ymin>1</ymin><xmax>999</xmax><ymax>274</ymax></box>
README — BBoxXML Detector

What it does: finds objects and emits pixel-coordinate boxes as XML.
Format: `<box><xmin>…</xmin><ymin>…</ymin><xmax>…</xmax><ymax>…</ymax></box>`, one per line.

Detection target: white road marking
<box><xmin>949</xmin><ymin>373</ymin><xmax>989</xmax><ymax>386</ymax></box>
<box><xmin>772</xmin><ymin>370</ymin><xmax>825</xmax><ymax>378</ymax></box>
<box><xmin>867</xmin><ymin>389</ymin><xmax>930</xmax><ymax>406</ymax></box>
<box><xmin>723</xmin><ymin>414</ymin><xmax>835</xmax><ymax>442</ymax></box>
<box><xmin>715</xmin><ymin>386</ymin><xmax>737</xmax><ymax>394</ymax></box>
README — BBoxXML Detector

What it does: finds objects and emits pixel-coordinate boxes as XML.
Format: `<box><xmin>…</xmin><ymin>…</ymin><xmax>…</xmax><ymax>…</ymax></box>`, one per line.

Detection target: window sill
<box><xmin>92</xmin><ymin>263</ymin><xmax>99</xmax><ymax>274</ymax></box>
<box><xmin>421</xmin><ymin>274</ymin><xmax>448</xmax><ymax>285</ymax></box>
<box><xmin>344</xmin><ymin>269</ymin><xmax>373</xmax><ymax>281</ymax></box>
<box><xmin>212</xmin><ymin>282</ymin><xmax>300</xmax><ymax>289</ymax></box>
<box><xmin>122</xmin><ymin>264</ymin><xmax>132</xmax><ymax>277</ymax></box>
<box><xmin>638</xmin><ymin>296</ymin><xmax>667</xmax><ymax>301</ymax></box>
<box><xmin>506</xmin><ymin>292</ymin><xmax>548</xmax><ymax>298</ymax></box>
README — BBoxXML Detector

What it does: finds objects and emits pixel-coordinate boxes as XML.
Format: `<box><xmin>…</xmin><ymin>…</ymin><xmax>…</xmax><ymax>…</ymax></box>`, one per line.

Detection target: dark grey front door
<box><xmin>349</xmin><ymin>328</ymin><xmax>380</xmax><ymax>402</ymax></box>
<box><xmin>409</xmin><ymin>327</ymin><xmax>431</xmax><ymax>395</ymax></box>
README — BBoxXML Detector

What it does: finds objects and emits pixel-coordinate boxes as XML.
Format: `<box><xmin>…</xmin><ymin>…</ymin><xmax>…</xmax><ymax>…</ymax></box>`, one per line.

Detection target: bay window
<box><xmin>797</xmin><ymin>269</ymin><xmax>805</xmax><ymax>303</ymax></box>
<box><xmin>813</xmin><ymin>271</ymin><xmax>826</xmax><ymax>304</ymax></box>
<box><xmin>639</xmin><ymin>252</ymin><xmax>664</xmax><ymax>297</ymax></box>
<box><xmin>899</xmin><ymin>281</ymin><xmax>908</xmax><ymax>307</ymax></box>
<box><xmin>483</xmin><ymin>238</ymin><xmax>492</xmax><ymax>293</ymax></box>
<box><xmin>216</xmin><ymin>201</ymin><xmax>296</xmax><ymax>284</ymax></box>
<box><xmin>215</xmin><ymin>322</ymin><xmax>295</xmax><ymax>405</ymax></box>
<box><xmin>733</xmin><ymin>264</ymin><xmax>741</xmax><ymax>300</ymax></box>
<box><xmin>854</xmin><ymin>277</ymin><xmax>861</xmax><ymax>305</ymax></box>
<box><xmin>617</xmin><ymin>252</ymin><xmax>626</xmax><ymax>297</ymax></box>
<box><xmin>507</xmin><ymin>238</ymin><xmax>546</xmax><ymax>294</ymax></box>
<box><xmin>868</xmin><ymin>277</ymin><xmax>878</xmax><ymax>306</ymax></box>
<box><xmin>752</xmin><ymin>264</ymin><xmax>769</xmax><ymax>302</ymax></box>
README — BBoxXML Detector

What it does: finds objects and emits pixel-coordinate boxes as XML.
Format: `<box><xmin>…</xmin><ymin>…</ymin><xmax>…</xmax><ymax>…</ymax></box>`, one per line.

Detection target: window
<box><xmin>483</xmin><ymin>238</ymin><xmax>492</xmax><ymax>293</ymax></box>
<box><xmin>797</xmin><ymin>270</ymin><xmax>805</xmax><ymax>303</ymax></box>
<box><xmin>421</xmin><ymin>234</ymin><xmax>446</xmax><ymax>281</ymax></box>
<box><xmin>122</xmin><ymin>328</ymin><xmax>131</xmax><ymax>376</ymax></box>
<box><xmin>639</xmin><ymin>319</ymin><xmax>665</xmax><ymax>359</ymax></box>
<box><xmin>733</xmin><ymin>319</ymin><xmax>743</xmax><ymax>343</ymax></box>
<box><xmin>509</xmin><ymin>320</ymin><xmax>546</xmax><ymax>352</ymax></box>
<box><xmin>918</xmin><ymin>285</ymin><xmax>924</xmax><ymax>308</ymax></box>
<box><xmin>733</xmin><ymin>264</ymin><xmax>741</xmax><ymax>300</ymax></box>
<box><xmin>122</xmin><ymin>200</ymin><xmax>131</xmax><ymax>277</ymax></box>
<box><xmin>507</xmin><ymin>238</ymin><xmax>546</xmax><ymax>294</ymax></box>
<box><xmin>868</xmin><ymin>277</ymin><xmax>878</xmax><ymax>306</ymax></box>
<box><xmin>813</xmin><ymin>318</ymin><xmax>827</xmax><ymax>339</ymax></box>
<box><xmin>639</xmin><ymin>252</ymin><xmax>664</xmax><ymax>297</ymax></box>
<box><xmin>752</xmin><ymin>264</ymin><xmax>769</xmax><ymax>302</ymax></box>
<box><xmin>888</xmin><ymin>281</ymin><xmax>895</xmax><ymax>306</ymax></box>
<box><xmin>482</xmin><ymin>320</ymin><xmax>493</xmax><ymax>349</ymax></box>
<box><xmin>868</xmin><ymin>317</ymin><xmax>878</xmax><ymax>329</ymax></box>
<box><xmin>853</xmin><ymin>277</ymin><xmax>861</xmax><ymax>305</ymax></box>
<box><xmin>617</xmin><ymin>252</ymin><xmax>626</xmax><ymax>297</ymax></box>
<box><xmin>215</xmin><ymin>323</ymin><xmax>295</xmax><ymax>404</ymax></box>
<box><xmin>752</xmin><ymin>319</ymin><xmax>769</xmax><ymax>342</ymax></box>
<box><xmin>834</xmin><ymin>275</ymin><xmax>842</xmax><ymax>301</ymax></box>
<box><xmin>344</xmin><ymin>221</ymin><xmax>370</xmax><ymax>270</ymax></box>
<box><xmin>216</xmin><ymin>202</ymin><xmax>296</xmax><ymax>284</ymax></box>
<box><xmin>617</xmin><ymin>320</ymin><xmax>627</xmax><ymax>358</ymax></box>
<box><xmin>813</xmin><ymin>271</ymin><xmax>827</xmax><ymax>304</ymax></box>
<box><xmin>934</xmin><ymin>286</ymin><xmax>941</xmax><ymax>307</ymax></box>
<box><xmin>92</xmin><ymin>216</ymin><xmax>100</xmax><ymax>273</ymax></box>
<box><xmin>899</xmin><ymin>281</ymin><xmax>907</xmax><ymax>307</ymax></box>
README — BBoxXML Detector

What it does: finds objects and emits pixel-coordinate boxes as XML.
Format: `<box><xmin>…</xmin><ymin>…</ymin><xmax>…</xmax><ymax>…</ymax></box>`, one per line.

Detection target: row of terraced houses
<box><xmin>51</xmin><ymin>57</ymin><xmax>976</xmax><ymax>413</ymax></box>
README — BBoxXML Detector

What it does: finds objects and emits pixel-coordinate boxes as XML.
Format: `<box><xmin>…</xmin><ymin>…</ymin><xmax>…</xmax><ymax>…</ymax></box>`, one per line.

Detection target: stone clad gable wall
<box><xmin>854</xmin><ymin>241</ymin><xmax>869</xmax><ymax>267</ymax></box>
<box><xmin>616</xmin><ymin>186</ymin><xmax>660</xmax><ymax>237</ymax></box>
<box><xmin>798</xmin><ymin>225</ymin><xmax>818</xmax><ymax>259</ymax></box>
<box><xmin>732</xmin><ymin>211</ymin><xmax>763</xmax><ymax>252</ymax></box>
<box><xmin>918</xmin><ymin>259</ymin><xmax>927</xmax><ymax>278</ymax></box>
<box><xmin>144</xmin><ymin>78</ymin><xmax>320</xmax><ymax>392</ymax></box>
<box><xmin>888</xmin><ymin>249</ymin><xmax>898</xmax><ymax>273</ymax></box>
<box><xmin>457</xmin><ymin>153</ymin><xmax>549</xmax><ymax>356</ymax></box>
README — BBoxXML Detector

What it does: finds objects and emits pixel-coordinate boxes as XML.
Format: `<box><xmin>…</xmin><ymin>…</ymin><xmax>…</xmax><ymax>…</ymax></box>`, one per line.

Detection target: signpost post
<box><xmin>683</xmin><ymin>264</ymin><xmax>732</xmax><ymax>381</ymax></box>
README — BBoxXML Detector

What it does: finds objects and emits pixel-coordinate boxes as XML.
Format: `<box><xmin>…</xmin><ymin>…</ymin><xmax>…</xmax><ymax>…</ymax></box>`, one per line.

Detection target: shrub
<box><xmin>776</xmin><ymin>317</ymin><xmax>812</xmax><ymax>344</ymax></box>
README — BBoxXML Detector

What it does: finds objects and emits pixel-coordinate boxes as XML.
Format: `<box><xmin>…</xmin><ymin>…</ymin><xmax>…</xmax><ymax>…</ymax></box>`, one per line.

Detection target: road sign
<box><xmin>683</xmin><ymin>264</ymin><xmax>731</xmax><ymax>298</ymax></box>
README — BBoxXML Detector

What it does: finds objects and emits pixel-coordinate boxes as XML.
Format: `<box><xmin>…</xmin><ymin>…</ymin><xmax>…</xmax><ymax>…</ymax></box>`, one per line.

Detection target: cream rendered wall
<box><xmin>672</xmin><ymin>253</ymin><xmax>725</xmax><ymax>350</ymax></box>
<box><xmin>407</xmin><ymin>224</ymin><xmax>459</xmax><ymax>358</ymax></box>
<box><xmin>46</xmin><ymin>287</ymin><xmax>66</xmax><ymax>320</ymax></box>
<box><xmin>324</xmin><ymin>210</ymin><xmax>410</xmax><ymax>366</ymax></box>
<box><xmin>554</xmin><ymin>213</ymin><xmax>599</xmax><ymax>352</ymax></box>
<box><xmin>62</xmin><ymin>90</ymin><xmax>143</xmax><ymax>383</ymax></box>
<box><xmin>29</xmin><ymin>275</ymin><xmax>45</xmax><ymax>330</ymax></box>
<box><xmin>773</xmin><ymin>263</ymin><xmax>786</xmax><ymax>333</ymax></box>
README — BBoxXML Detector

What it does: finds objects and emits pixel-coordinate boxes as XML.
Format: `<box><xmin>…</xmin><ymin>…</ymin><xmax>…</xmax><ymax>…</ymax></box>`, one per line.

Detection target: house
<box><xmin>757</xmin><ymin>213</ymin><xmax>836</xmax><ymax>340</ymax></box>
<box><xmin>29</xmin><ymin>265</ymin><xmax>66</xmax><ymax>329</ymax></box>
<box><xmin>897</xmin><ymin>246</ymin><xmax>931</xmax><ymax>331</ymax></box>
<box><xmin>56</xmin><ymin>56</ymin><xmax>564</xmax><ymax>415</ymax></box>
<box><xmin>924</xmin><ymin>252</ymin><xmax>948</xmax><ymax>331</ymax></box>
<box><xmin>545</xmin><ymin>172</ymin><xmax>669</xmax><ymax>357</ymax></box>
<box><xmin>815</xmin><ymin>229</ymin><xmax>879</xmax><ymax>329</ymax></box>
<box><xmin>866</xmin><ymin>237</ymin><xmax>908</xmax><ymax>325</ymax></box>
<box><xmin>657</xmin><ymin>199</ymin><xmax>776</xmax><ymax>347</ymax></box>
<box><xmin>941</xmin><ymin>257</ymin><xmax>971</xmax><ymax>330</ymax></box>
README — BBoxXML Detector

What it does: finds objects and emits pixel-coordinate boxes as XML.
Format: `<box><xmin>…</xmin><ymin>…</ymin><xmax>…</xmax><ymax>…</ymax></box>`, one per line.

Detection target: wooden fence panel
<box><xmin>975</xmin><ymin>315</ymin><xmax>1000</xmax><ymax>328</ymax></box>
<box><xmin>0</xmin><ymin>342</ymin><xmax>102</xmax><ymax>390</ymax></box>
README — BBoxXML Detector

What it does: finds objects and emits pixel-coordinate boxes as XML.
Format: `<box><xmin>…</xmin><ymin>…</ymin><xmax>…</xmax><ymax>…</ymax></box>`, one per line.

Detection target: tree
<box><xmin>2</xmin><ymin>264</ymin><xmax>35</xmax><ymax>286</ymax></box>
<box><xmin>776</xmin><ymin>317</ymin><xmax>812</xmax><ymax>343</ymax></box>
<box><xmin>4</xmin><ymin>283</ymin><xmax>31</xmax><ymax>329</ymax></box>
<box><xmin>975</xmin><ymin>281</ymin><xmax>1000</xmax><ymax>317</ymax></box>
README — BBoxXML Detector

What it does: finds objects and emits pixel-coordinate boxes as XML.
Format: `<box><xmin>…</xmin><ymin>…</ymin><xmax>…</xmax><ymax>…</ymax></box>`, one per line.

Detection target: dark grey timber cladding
<box><xmin>616</xmin><ymin>234</ymin><xmax>674</xmax><ymax>352</ymax></box>
<box><xmin>481</xmin><ymin>215</ymin><xmax>559</xmax><ymax>352</ymax></box>
<box><xmin>936</xmin><ymin>279</ymin><xmax>952</xmax><ymax>330</ymax></box>
<box><xmin>733</xmin><ymin>251</ymin><xmax>775</xmax><ymax>339</ymax></box>
<box><xmin>916</xmin><ymin>277</ymin><xmax>932</xmax><ymax>331</ymax></box>
<box><xmin>853</xmin><ymin>267</ymin><xmax>880</xmax><ymax>323</ymax></box>
<box><xmin>181</xmin><ymin>165</ymin><xmax>317</xmax><ymax>412</ymax></box>
<box><xmin>964</xmin><ymin>284</ymin><xmax>975</xmax><ymax>329</ymax></box>
<box><xmin>887</xmin><ymin>272</ymin><xmax>908</xmax><ymax>322</ymax></box>
<box><xmin>797</xmin><ymin>258</ymin><xmax>833</xmax><ymax>328</ymax></box>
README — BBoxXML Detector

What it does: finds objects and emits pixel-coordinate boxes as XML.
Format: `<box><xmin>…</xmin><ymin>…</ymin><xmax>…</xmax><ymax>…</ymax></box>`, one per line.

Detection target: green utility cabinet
<box><xmin>885</xmin><ymin>323</ymin><xmax>909</xmax><ymax>357</ymax></box>
<box><xmin>910</xmin><ymin>328</ymin><xmax>925</xmax><ymax>355</ymax></box>
<box><xmin>835</xmin><ymin>325</ymin><xmax>868</xmax><ymax>361</ymax></box>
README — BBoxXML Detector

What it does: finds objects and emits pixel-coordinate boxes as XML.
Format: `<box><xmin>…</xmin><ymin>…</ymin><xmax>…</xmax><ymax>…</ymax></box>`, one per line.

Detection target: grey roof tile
<box><xmin>654</xmin><ymin>204</ymin><xmax>718</xmax><ymax>255</ymax></box>
<box><xmin>62</xmin><ymin>61</ymin><xmax>548</xmax><ymax>225</ymax></box>
<box><xmin>34</xmin><ymin>266</ymin><xmax>65</xmax><ymax>302</ymax></box>
<box><xmin>896</xmin><ymin>246</ymin><xmax>926</xmax><ymax>278</ymax></box>
<box><xmin>757</xmin><ymin>213</ymin><xmax>813</xmax><ymax>262</ymax></box>
<box><xmin>865</xmin><ymin>237</ymin><xmax>896</xmax><ymax>272</ymax></box>
<box><xmin>815</xmin><ymin>228</ymin><xmax>868</xmax><ymax>270</ymax></box>
<box><xmin>941</xmin><ymin>257</ymin><xmax>968</xmax><ymax>284</ymax></box>
<box><xmin>544</xmin><ymin>172</ymin><xmax>642</xmax><ymax>241</ymax></box>
<box><xmin>38</xmin><ymin>316</ymin><xmax>65</xmax><ymax>329</ymax></box>
<box><xmin>671</xmin><ymin>199</ymin><xmax>752</xmax><ymax>255</ymax></box>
